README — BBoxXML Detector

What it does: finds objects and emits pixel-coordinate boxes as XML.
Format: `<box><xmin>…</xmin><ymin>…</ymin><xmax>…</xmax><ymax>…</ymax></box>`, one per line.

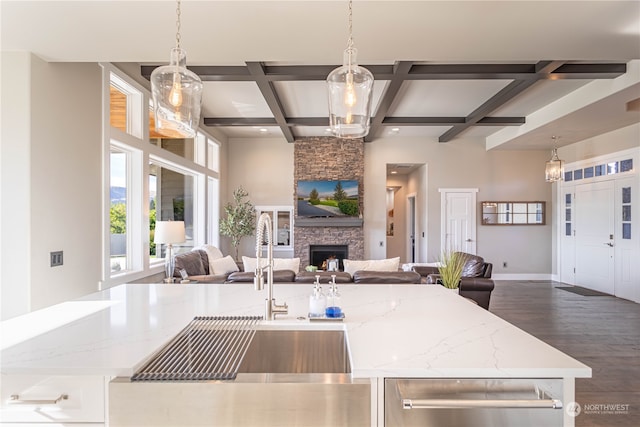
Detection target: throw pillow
<box><xmin>273</xmin><ymin>257</ymin><xmax>301</xmax><ymax>273</ymax></box>
<box><xmin>211</xmin><ymin>255</ymin><xmax>240</xmax><ymax>275</ymax></box>
<box><xmin>193</xmin><ymin>245</ymin><xmax>224</xmax><ymax>274</ymax></box>
<box><xmin>242</xmin><ymin>256</ymin><xmax>301</xmax><ymax>273</ymax></box>
<box><xmin>343</xmin><ymin>257</ymin><xmax>400</xmax><ymax>276</ymax></box>
<box><xmin>174</xmin><ymin>251</ymin><xmax>206</xmax><ymax>276</ymax></box>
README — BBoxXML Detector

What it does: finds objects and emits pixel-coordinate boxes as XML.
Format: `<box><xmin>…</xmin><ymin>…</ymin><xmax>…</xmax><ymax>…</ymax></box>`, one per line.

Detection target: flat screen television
<box><xmin>297</xmin><ymin>180</ymin><xmax>359</xmax><ymax>217</ymax></box>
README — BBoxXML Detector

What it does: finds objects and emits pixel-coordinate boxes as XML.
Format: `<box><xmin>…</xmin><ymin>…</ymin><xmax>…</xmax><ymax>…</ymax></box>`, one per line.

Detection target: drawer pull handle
<box><xmin>9</xmin><ymin>394</ymin><xmax>68</xmax><ymax>405</ymax></box>
<box><xmin>402</xmin><ymin>398</ymin><xmax>563</xmax><ymax>409</ymax></box>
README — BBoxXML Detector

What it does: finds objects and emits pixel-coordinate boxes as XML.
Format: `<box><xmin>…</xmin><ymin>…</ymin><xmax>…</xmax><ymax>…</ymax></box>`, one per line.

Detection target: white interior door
<box><xmin>440</xmin><ymin>189</ymin><xmax>477</xmax><ymax>254</ymax></box>
<box><xmin>575</xmin><ymin>181</ymin><xmax>615</xmax><ymax>294</ymax></box>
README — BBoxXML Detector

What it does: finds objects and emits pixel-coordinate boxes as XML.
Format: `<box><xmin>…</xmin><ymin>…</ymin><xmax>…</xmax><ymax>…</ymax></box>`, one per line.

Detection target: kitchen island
<box><xmin>1</xmin><ymin>283</ymin><xmax>590</xmax><ymax>426</ymax></box>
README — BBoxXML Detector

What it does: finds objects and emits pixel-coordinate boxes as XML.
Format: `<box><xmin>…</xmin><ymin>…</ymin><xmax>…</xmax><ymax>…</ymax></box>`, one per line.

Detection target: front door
<box><xmin>575</xmin><ymin>181</ymin><xmax>615</xmax><ymax>294</ymax></box>
<box><xmin>440</xmin><ymin>189</ymin><xmax>477</xmax><ymax>254</ymax></box>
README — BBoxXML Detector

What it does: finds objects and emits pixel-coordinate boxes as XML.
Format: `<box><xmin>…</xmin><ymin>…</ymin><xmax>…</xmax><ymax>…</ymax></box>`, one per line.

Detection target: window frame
<box><xmin>101</xmin><ymin>63</ymin><xmax>222</xmax><ymax>289</ymax></box>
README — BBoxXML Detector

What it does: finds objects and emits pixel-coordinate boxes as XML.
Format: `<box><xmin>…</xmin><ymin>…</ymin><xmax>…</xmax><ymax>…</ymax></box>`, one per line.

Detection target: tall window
<box><xmin>103</xmin><ymin>64</ymin><xmax>222</xmax><ymax>288</ymax></box>
<box><xmin>149</xmin><ymin>161</ymin><xmax>196</xmax><ymax>261</ymax></box>
<box><xmin>110</xmin><ymin>148</ymin><xmax>128</xmax><ymax>273</ymax></box>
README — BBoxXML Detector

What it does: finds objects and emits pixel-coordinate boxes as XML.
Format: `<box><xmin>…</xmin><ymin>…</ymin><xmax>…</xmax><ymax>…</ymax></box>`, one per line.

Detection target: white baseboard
<box><xmin>492</xmin><ymin>273</ymin><xmax>553</xmax><ymax>281</ymax></box>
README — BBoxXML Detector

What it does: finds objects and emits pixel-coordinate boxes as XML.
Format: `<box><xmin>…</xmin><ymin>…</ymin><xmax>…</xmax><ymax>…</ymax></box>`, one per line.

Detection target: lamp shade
<box><xmin>154</xmin><ymin>221</ymin><xmax>186</xmax><ymax>244</ymax></box>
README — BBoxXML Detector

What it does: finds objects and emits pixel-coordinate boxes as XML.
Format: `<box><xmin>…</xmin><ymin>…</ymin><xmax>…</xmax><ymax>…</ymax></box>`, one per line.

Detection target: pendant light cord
<box><xmin>347</xmin><ymin>0</ymin><xmax>354</xmax><ymax>51</ymax></box>
<box><xmin>175</xmin><ymin>0</ymin><xmax>182</xmax><ymax>50</ymax></box>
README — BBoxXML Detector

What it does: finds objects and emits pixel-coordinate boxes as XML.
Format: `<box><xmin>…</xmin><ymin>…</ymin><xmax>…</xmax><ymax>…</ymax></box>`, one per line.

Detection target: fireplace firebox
<box><xmin>309</xmin><ymin>245</ymin><xmax>348</xmax><ymax>271</ymax></box>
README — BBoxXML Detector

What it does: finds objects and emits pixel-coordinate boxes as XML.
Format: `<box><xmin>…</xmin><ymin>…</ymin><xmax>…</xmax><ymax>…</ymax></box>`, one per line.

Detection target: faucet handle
<box><xmin>254</xmin><ymin>268</ymin><xmax>264</xmax><ymax>290</ymax></box>
<box><xmin>271</xmin><ymin>300</ymin><xmax>288</xmax><ymax>317</ymax></box>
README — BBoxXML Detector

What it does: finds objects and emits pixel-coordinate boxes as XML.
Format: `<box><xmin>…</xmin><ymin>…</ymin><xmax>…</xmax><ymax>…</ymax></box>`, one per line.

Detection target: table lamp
<box><xmin>154</xmin><ymin>221</ymin><xmax>185</xmax><ymax>283</ymax></box>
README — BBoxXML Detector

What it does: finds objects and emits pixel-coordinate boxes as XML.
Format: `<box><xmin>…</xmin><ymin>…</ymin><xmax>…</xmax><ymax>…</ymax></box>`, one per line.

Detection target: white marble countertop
<box><xmin>0</xmin><ymin>283</ymin><xmax>591</xmax><ymax>379</ymax></box>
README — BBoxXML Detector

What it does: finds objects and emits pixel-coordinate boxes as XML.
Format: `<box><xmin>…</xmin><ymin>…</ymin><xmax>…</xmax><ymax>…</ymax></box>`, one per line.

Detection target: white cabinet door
<box><xmin>0</xmin><ymin>375</ymin><xmax>105</xmax><ymax>424</ymax></box>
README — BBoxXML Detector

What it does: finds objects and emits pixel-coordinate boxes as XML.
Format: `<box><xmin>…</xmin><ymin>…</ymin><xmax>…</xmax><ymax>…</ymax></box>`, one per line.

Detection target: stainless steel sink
<box><xmin>237</xmin><ymin>329</ymin><xmax>350</xmax><ymax>374</ymax></box>
<box><xmin>111</xmin><ymin>328</ymin><xmax>371</xmax><ymax>426</ymax></box>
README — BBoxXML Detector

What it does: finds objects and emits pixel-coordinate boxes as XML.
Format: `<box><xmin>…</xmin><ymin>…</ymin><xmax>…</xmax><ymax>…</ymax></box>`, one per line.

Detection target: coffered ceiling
<box><xmin>2</xmin><ymin>1</ymin><xmax>639</xmax><ymax>150</ymax></box>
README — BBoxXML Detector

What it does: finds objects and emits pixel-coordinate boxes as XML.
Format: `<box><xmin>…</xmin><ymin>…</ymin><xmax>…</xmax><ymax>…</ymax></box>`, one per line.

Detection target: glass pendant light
<box><xmin>151</xmin><ymin>0</ymin><xmax>203</xmax><ymax>138</ymax></box>
<box><xmin>545</xmin><ymin>136</ymin><xmax>564</xmax><ymax>182</ymax></box>
<box><xmin>327</xmin><ymin>0</ymin><xmax>374</xmax><ymax>139</ymax></box>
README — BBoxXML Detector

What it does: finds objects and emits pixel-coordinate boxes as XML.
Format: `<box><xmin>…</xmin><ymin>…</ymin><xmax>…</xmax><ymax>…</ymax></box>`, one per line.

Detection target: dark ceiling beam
<box><xmin>203</xmin><ymin>118</ymin><xmax>278</xmax><ymax>127</ymax></box>
<box><xmin>140</xmin><ymin>65</ymin><xmax>253</xmax><ymax>81</ymax></box>
<box><xmin>203</xmin><ymin>116</ymin><xmax>525</xmax><ymax>127</ymax></box>
<box><xmin>439</xmin><ymin>79</ymin><xmax>536</xmax><ymax>142</ymax></box>
<box><xmin>245</xmin><ymin>61</ymin><xmax>295</xmax><ymax>142</ymax></box>
<box><xmin>438</xmin><ymin>61</ymin><xmax>567</xmax><ymax>142</ymax></box>
<box><xmin>262</xmin><ymin>65</ymin><xmax>395</xmax><ymax>81</ymax></box>
<box><xmin>382</xmin><ymin>116</ymin><xmax>525</xmax><ymax>126</ymax></box>
<box><xmin>141</xmin><ymin>61</ymin><xmax>626</xmax><ymax>142</ymax></box>
<box><xmin>366</xmin><ymin>61</ymin><xmax>414</xmax><ymax>142</ymax></box>
<box><xmin>142</xmin><ymin>62</ymin><xmax>625</xmax><ymax>82</ymax></box>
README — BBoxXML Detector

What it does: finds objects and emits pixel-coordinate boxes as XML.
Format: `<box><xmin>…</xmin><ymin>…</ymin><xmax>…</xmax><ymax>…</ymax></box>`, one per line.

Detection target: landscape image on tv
<box><xmin>297</xmin><ymin>180</ymin><xmax>359</xmax><ymax>217</ymax></box>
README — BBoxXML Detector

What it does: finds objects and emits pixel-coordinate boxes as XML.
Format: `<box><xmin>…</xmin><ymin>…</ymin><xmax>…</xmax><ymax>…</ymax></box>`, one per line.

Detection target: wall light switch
<box><xmin>51</xmin><ymin>251</ymin><xmax>63</xmax><ymax>267</ymax></box>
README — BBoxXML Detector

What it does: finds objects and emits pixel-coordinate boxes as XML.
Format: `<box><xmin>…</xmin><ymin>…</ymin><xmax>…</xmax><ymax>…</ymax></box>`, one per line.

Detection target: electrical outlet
<box><xmin>503</xmin><ymin>261</ymin><xmax>507</xmax><ymax>268</ymax></box>
<box><xmin>51</xmin><ymin>251</ymin><xmax>63</xmax><ymax>267</ymax></box>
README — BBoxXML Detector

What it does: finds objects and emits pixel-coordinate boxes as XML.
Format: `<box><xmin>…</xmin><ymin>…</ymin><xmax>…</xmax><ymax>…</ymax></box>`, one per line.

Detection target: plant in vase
<box><xmin>437</xmin><ymin>250</ymin><xmax>466</xmax><ymax>291</ymax></box>
<box><xmin>219</xmin><ymin>187</ymin><xmax>256</xmax><ymax>261</ymax></box>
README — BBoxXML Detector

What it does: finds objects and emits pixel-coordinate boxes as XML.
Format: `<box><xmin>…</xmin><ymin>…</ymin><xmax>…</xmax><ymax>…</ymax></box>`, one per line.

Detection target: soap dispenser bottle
<box><xmin>325</xmin><ymin>275</ymin><xmax>342</xmax><ymax>318</ymax></box>
<box><xmin>309</xmin><ymin>275</ymin><xmax>326</xmax><ymax>318</ymax></box>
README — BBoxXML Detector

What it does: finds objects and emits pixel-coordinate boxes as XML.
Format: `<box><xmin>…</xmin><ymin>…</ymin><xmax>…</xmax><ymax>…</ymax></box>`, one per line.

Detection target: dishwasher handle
<box><xmin>402</xmin><ymin>398</ymin><xmax>563</xmax><ymax>410</ymax></box>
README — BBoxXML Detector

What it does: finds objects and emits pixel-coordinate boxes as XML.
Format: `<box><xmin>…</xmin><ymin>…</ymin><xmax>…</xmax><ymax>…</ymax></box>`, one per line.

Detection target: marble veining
<box><xmin>1</xmin><ymin>283</ymin><xmax>591</xmax><ymax>380</ymax></box>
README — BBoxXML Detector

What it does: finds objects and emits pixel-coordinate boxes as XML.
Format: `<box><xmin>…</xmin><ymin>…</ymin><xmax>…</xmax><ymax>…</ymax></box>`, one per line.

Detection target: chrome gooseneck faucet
<box><xmin>255</xmin><ymin>213</ymin><xmax>288</xmax><ymax>320</ymax></box>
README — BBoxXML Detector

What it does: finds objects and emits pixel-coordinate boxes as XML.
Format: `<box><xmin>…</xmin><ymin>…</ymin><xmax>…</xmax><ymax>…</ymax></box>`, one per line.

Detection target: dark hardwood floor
<box><xmin>490</xmin><ymin>280</ymin><xmax>640</xmax><ymax>427</ymax></box>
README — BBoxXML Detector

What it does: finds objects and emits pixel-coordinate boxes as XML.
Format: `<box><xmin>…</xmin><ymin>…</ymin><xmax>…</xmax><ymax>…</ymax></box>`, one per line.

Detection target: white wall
<box><xmin>225</xmin><ymin>136</ymin><xmax>552</xmax><ymax>274</ymax></box>
<box><xmin>1</xmin><ymin>52</ymin><xmax>32</xmax><ymax>319</ymax></box>
<box><xmin>365</xmin><ymin>137</ymin><xmax>552</xmax><ymax>273</ymax></box>
<box><xmin>558</xmin><ymin>123</ymin><xmax>640</xmax><ymax>162</ymax></box>
<box><xmin>224</xmin><ymin>138</ymin><xmax>294</xmax><ymax>258</ymax></box>
<box><xmin>1</xmin><ymin>55</ymin><xmax>103</xmax><ymax>319</ymax></box>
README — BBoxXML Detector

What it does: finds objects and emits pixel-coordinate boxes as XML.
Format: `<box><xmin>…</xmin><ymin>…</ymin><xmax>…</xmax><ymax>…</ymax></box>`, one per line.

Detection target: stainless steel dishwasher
<box><xmin>385</xmin><ymin>378</ymin><xmax>563</xmax><ymax>427</ymax></box>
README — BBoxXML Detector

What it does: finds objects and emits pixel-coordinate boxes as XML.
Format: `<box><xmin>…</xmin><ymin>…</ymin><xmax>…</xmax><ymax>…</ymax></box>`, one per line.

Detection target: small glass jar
<box><xmin>325</xmin><ymin>276</ymin><xmax>342</xmax><ymax>318</ymax></box>
<box><xmin>309</xmin><ymin>276</ymin><xmax>326</xmax><ymax>317</ymax></box>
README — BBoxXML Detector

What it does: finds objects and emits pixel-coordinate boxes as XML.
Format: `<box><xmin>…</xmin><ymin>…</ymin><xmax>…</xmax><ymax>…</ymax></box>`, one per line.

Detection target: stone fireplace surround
<box><xmin>293</xmin><ymin>137</ymin><xmax>364</xmax><ymax>269</ymax></box>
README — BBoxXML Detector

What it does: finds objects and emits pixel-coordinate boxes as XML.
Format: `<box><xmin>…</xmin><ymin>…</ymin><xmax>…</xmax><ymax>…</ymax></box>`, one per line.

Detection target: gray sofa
<box><xmin>173</xmin><ymin>250</ymin><xmax>422</xmax><ymax>285</ymax></box>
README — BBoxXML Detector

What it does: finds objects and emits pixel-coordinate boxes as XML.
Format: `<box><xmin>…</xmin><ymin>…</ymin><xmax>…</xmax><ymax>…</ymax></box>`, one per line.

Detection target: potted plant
<box><xmin>219</xmin><ymin>187</ymin><xmax>256</xmax><ymax>261</ymax></box>
<box><xmin>437</xmin><ymin>250</ymin><xmax>466</xmax><ymax>291</ymax></box>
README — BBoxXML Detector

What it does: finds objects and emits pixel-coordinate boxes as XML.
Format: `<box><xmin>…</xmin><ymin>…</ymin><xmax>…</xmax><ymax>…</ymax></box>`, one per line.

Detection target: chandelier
<box><xmin>545</xmin><ymin>136</ymin><xmax>564</xmax><ymax>182</ymax></box>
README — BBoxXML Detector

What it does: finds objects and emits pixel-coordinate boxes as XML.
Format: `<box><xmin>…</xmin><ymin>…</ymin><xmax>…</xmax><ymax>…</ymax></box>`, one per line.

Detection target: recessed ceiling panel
<box><xmin>380</xmin><ymin>126</ymin><xmax>452</xmax><ymax>138</ymax></box>
<box><xmin>275</xmin><ymin>80</ymin><xmax>388</xmax><ymax>118</ymax></box>
<box><xmin>389</xmin><ymin>80</ymin><xmax>512</xmax><ymax>117</ymax></box>
<box><xmin>215</xmin><ymin>126</ymin><xmax>283</xmax><ymax>139</ymax></box>
<box><xmin>461</xmin><ymin>126</ymin><xmax>507</xmax><ymax>138</ymax></box>
<box><xmin>201</xmin><ymin>82</ymin><xmax>272</xmax><ymax>117</ymax></box>
<box><xmin>293</xmin><ymin>126</ymin><xmax>335</xmax><ymax>138</ymax></box>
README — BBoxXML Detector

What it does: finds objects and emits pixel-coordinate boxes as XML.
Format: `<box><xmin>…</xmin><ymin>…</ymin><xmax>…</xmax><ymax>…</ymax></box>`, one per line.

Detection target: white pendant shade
<box><xmin>327</xmin><ymin>48</ymin><xmax>374</xmax><ymax>138</ymax></box>
<box><xmin>545</xmin><ymin>148</ymin><xmax>564</xmax><ymax>182</ymax></box>
<box><xmin>151</xmin><ymin>48</ymin><xmax>203</xmax><ymax>138</ymax></box>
